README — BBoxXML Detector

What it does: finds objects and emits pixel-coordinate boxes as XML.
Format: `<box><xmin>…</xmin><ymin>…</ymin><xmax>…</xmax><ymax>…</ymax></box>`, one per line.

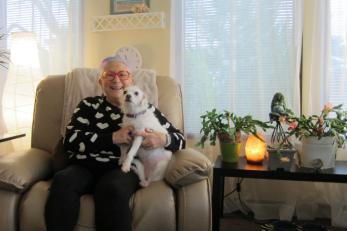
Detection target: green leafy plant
<box><xmin>0</xmin><ymin>33</ymin><xmax>10</xmax><ymax>69</ymax></box>
<box><xmin>287</xmin><ymin>103</ymin><xmax>347</xmax><ymax>148</ymax></box>
<box><xmin>197</xmin><ymin>109</ymin><xmax>272</xmax><ymax>148</ymax></box>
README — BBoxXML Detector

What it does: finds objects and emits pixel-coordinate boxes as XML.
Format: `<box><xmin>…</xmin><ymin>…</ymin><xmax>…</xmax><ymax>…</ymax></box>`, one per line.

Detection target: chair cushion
<box><xmin>165</xmin><ymin>148</ymin><xmax>212</xmax><ymax>188</ymax></box>
<box><xmin>0</xmin><ymin>148</ymin><xmax>51</xmax><ymax>192</ymax></box>
<box><xmin>156</xmin><ymin>76</ymin><xmax>183</xmax><ymax>132</ymax></box>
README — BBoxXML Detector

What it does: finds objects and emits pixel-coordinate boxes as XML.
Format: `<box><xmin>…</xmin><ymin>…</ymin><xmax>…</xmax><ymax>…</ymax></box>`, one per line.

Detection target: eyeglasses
<box><xmin>102</xmin><ymin>71</ymin><xmax>130</xmax><ymax>81</ymax></box>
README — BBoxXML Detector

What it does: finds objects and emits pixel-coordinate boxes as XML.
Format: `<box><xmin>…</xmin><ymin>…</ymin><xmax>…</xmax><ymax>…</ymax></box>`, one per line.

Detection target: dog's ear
<box><xmin>120</xmin><ymin>89</ymin><xmax>128</xmax><ymax>113</ymax></box>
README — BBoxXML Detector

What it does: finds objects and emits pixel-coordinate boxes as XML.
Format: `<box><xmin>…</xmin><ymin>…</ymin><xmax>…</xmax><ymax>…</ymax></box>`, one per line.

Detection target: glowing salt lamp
<box><xmin>245</xmin><ymin>134</ymin><xmax>266</xmax><ymax>165</ymax></box>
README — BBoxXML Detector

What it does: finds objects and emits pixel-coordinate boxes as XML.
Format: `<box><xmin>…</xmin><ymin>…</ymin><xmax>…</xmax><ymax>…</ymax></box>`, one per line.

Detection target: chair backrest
<box><xmin>31</xmin><ymin>74</ymin><xmax>184</xmax><ymax>153</ymax></box>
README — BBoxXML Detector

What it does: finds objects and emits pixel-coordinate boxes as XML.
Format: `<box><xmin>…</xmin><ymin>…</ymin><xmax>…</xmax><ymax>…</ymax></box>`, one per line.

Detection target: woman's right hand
<box><xmin>112</xmin><ymin>125</ymin><xmax>134</xmax><ymax>144</ymax></box>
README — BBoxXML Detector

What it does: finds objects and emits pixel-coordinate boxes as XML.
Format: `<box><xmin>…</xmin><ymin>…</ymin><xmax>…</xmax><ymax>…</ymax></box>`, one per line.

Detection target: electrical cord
<box><xmin>223</xmin><ymin>178</ymin><xmax>287</xmax><ymax>227</ymax></box>
<box><xmin>224</xmin><ymin>178</ymin><xmax>254</xmax><ymax>219</ymax></box>
<box><xmin>224</xmin><ymin>188</ymin><xmax>237</xmax><ymax>198</ymax></box>
<box><xmin>236</xmin><ymin>178</ymin><xmax>253</xmax><ymax>217</ymax></box>
<box><xmin>223</xmin><ymin>177</ymin><xmax>240</xmax><ymax>199</ymax></box>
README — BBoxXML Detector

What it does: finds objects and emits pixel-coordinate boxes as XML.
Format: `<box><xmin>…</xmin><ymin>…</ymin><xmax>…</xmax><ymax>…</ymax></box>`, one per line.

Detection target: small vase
<box><xmin>219</xmin><ymin>142</ymin><xmax>241</xmax><ymax>163</ymax></box>
<box><xmin>300</xmin><ymin>136</ymin><xmax>337</xmax><ymax>169</ymax></box>
<box><xmin>267</xmin><ymin>147</ymin><xmax>296</xmax><ymax>171</ymax></box>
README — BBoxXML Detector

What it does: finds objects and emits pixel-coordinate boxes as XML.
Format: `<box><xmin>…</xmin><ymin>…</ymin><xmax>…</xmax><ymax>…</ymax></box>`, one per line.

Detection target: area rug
<box><xmin>260</xmin><ymin>220</ymin><xmax>329</xmax><ymax>231</ymax></box>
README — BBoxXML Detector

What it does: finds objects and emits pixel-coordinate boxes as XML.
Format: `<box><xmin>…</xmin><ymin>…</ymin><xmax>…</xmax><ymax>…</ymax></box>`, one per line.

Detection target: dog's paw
<box><xmin>121</xmin><ymin>161</ymin><xmax>131</xmax><ymax>173</ymax></box>
<box><xmin>130</xmin><ymin>165</ymin><xmax>138</xmax><ymax>174</ymax></box>
<box><xmin>118</xmin><ymin>158</ymin><xmax>124</xmax><ymax>166</ymax></box>
<box><xmin>140</xmin><ymin>180</ymin><xmax>150</xmax><ymax>187</ymax></box>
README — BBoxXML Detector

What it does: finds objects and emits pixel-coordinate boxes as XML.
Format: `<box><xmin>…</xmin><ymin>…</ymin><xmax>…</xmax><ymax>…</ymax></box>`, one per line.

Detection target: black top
<box><xmin>214</xmin><ymin>156</ymin><xmax>347</xmax><ymax>183</ymax></box>
<box><xmin>63</xmin><ymin>96</ymin><xmax>185</xmax><ymax>165</ymax></box>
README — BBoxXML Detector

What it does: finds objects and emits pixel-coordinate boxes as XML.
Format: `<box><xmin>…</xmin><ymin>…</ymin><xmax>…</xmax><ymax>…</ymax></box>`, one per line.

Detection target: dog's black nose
<box><xmin>126</xmin><ymin>94</ymin><xmax>131</xmax><ymax>100</ymax></box>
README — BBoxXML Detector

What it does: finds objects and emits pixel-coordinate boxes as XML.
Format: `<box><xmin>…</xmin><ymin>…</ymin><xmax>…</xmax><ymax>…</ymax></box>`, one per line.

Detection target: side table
<box><xmin>212</xmin><ymin>156</ymin><xmax>347</xmax><ymax>231</ymax></box>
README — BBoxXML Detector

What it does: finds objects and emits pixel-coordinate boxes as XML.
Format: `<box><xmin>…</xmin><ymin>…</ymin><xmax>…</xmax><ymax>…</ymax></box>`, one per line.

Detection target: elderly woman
<box><xmin>45</xmin><ymin>56</ymin><xmax>186</xmax><ymax>231</ymax></box>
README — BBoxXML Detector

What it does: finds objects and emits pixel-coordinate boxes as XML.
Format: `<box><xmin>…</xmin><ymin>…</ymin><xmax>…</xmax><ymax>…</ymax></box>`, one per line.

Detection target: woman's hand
<box><xmin>134</xmin><ymin>128</ymin><xmax>167</xmax><ymax>149</ymax></box>
<box><xmin>112</xmin><ymin>125</ymin><xmax>134</xmax><ymax>144</ymax></box>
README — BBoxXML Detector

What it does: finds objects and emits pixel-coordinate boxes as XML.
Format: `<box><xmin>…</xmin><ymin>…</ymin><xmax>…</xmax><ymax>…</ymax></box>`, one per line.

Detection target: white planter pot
<box><xmin>300</xmin><ymin>137</ymin><xmax>337</xmax><ymax>169</ymax></box>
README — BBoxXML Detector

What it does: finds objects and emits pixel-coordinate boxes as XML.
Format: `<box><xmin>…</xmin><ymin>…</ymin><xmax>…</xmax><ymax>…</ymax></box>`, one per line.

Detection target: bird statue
<box><xmin>270</xmin><ymin>92</ymin><xmax>294</xmax><ymax>118</ymax></box>
<box><xmin>269</xmin><ymin>92</ymin><xmax>294</xmax><ymax>147</ymax></box>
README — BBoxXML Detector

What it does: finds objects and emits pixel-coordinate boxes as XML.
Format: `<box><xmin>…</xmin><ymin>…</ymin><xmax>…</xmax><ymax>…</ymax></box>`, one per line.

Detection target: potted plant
<box><xmin>197</xmin><ymin>109</ymin><xmax>271</xmax><ymax>163</ymax></box>
<box><xmin>287</xmin><ymin>103</ymin><xmax>347</xmax><ymax>169</ymax></box>
<box><xmin>267</xmin><ymin>92</ymin><xmax>297</xmax><ymax>171</ymax></box>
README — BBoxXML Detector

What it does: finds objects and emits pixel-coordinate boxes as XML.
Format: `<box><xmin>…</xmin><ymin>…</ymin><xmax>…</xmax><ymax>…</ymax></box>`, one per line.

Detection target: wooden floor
<box><xmin>220</xmin><ymin>213</ymin><xmax>347</xmax><ymax>231</ymax></box>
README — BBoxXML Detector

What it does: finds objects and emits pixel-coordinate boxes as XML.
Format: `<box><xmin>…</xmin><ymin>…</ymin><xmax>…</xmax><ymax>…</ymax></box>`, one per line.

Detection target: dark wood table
<box><xmin>0</xmin><ymin>133</ymin><xmax>26</xmax><ymax>143</ymax></box>
<box><xmin>212</xmin><ymin>156</ymin><xmax>347</xmax><ymax>231</ymax></box>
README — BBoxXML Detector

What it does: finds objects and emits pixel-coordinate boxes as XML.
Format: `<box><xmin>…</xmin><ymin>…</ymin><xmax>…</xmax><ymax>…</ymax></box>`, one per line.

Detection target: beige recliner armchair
<box><xmin>0</xmin><ymin>73</ymin><xmax>212</xmax><ymax>231</ymax></box>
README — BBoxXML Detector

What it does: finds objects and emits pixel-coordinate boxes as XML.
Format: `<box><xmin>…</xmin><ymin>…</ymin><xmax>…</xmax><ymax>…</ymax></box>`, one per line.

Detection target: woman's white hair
<box><xmin>98</xmin><ymin>55</ymin><xmax>130</xmax><ymax>79</ymax></box>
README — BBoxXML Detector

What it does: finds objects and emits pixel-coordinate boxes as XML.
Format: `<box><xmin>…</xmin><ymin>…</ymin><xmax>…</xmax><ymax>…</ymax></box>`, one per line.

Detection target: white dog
<box><xmin>119</xmin><ymin>85</ymin><xmax>172</xmax><ymax>187</ymax></box>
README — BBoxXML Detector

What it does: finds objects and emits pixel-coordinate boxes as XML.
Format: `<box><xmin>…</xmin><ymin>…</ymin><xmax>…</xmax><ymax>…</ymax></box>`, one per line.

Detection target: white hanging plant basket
<box><xmin>299</xmin><ymin>136</ymin><xmax>338</xmax><ymax>169</ymax></box>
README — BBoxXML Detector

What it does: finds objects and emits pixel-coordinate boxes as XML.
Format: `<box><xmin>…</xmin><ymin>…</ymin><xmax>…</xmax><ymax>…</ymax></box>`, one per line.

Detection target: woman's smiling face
<box><xmin>99</xmin><ymin>61</ymin><xmax>133</xmax><ymax>106</ymax></box>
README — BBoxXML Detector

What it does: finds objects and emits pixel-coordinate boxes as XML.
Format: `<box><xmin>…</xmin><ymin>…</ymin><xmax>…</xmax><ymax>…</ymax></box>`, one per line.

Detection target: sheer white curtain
<box><xmin>5</xmin><ymin>0</ymin><xmax>83</xmax><ymax>76</ymax></box>
<box><xmin>304</xmin><ymin>0</ymin><xmax>347</xmax><ymax>114</ymax></box>
<box><xmin>302</xmin><ymin>0</ymin><xmax>347</xmax><ymax>227</ymax></box>
<box><xmin>0</xmin><ymin>0</ymin><xmax>83</xmax><ymax>135</ymax></box>
<box><xmin>172</xmin><ymin>0</ymin><xmax>304</xmax><ymax>221</ymax></box>
<box><xmin>302</xmin><ymin>0</ymin><xmax>330</xmax><ymax>116</ymax></box>
<box><xmin>173</xmin><ymin>0</ymin><xmax>347</xmax><ymax>226</ymax></box>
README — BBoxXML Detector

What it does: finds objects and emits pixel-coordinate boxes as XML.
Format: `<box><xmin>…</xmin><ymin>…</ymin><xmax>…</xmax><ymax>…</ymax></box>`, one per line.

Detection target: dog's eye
<box><xmin>135</xmin><ymin>91</ymin><xmax>139</xmax><ymax>96</ymax></box>
<box><xmin>123</xmin><ymin>91</ymin><xmax>127</xmax><ymax>95</ymax></box>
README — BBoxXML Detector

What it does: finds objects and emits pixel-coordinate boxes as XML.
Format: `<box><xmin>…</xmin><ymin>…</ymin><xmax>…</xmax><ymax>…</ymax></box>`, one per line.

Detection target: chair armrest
<box><xmin>165</xmin><ymin>148</ymin><xmax>212</xmax><ymax>188</ymax></box>
<box><xmin>0</xmin><ymin>148</ymin><xmax>52</xmax><ymax>193</ymax></box>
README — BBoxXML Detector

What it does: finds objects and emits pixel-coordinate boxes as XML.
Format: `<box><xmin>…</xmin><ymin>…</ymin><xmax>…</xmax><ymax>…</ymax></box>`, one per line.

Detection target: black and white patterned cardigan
<box><xmin>63</xmin><ymin>96</ymin><xmax>186</xmax><ymax>165</ymax></box>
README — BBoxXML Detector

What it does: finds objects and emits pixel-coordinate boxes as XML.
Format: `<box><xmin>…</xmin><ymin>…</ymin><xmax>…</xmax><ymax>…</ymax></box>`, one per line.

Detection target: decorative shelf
<box><xmin>92</xmin><ymin>12</ymin><xmax>165</xmax><ymax>32</ymax></box>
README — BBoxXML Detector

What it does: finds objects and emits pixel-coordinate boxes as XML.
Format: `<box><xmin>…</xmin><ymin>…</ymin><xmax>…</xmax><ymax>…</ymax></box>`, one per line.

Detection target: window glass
<box><xmin>328</xmin><ymin>0</ymin><xmax>347</xmax><ymax>110</ymax></box>
<box><xmin>181</xmin><ymin>0</ymin><xmax>301</xmax><ymax>135</ymax></box>
<box><xmin>6</xmin><ymin>0</ymin><xmax>82</xmax><ymax>75</ymax></box>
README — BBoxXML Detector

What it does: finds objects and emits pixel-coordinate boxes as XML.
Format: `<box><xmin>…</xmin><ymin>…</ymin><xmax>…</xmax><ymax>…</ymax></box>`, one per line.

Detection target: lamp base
<box><xmin>246</xmin><ymin>159</ymin><xmax>263</xmax><ymax>165</ymax></box>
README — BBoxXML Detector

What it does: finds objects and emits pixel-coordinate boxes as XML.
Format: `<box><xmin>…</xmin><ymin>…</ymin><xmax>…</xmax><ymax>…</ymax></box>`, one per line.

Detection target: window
<box><xmin>3</xmin><ymin>0</ymin><xmax>83</xmax><ymax>76</ymax></box>
<box><xmin>328</xmin><ymin>0</ymin><xmax>347</xmax><ymax>110</ymax></box>
<box><xmin>173</xmin><ymin>0</ymin><xmax>302</xmax><ymax>135</ymax></box>
<box><xmin>0</xmin><ymin>0</ymin><xmax>83</xmax><ymax>135</ymax></box>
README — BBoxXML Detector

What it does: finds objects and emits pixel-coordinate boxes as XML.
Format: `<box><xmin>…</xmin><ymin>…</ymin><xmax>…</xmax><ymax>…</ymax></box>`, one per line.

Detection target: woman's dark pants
<box><xmin>45</xmin><ymin>164</ymin><xmax>139</xmax><ymax>231</ymax></box>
